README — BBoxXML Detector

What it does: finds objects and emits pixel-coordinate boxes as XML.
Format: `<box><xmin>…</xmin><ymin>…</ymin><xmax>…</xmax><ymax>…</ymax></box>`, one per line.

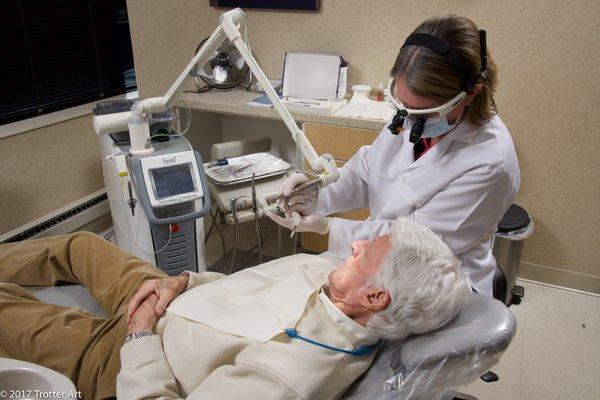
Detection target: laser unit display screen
<box><xmin>151</xmin><ymin>164</ymin><xmax>195</xmax><ymax>199</ymax></box>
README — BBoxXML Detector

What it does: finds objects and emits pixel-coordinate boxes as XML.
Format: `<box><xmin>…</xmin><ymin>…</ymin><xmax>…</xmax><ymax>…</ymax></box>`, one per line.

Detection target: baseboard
<box><xmin>0</xmin><ymin>189</ymin><xmax>110</xmax><ymax>242</ymax></box>
<box><xmin>519</xmin><ymin>261</ymin><xmax>600</xmax><ymax>296</ymax></box>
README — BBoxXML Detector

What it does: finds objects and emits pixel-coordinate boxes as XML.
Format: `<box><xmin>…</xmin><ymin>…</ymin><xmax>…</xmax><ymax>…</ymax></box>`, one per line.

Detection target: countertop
<box><xmin>180</xmin><ymin>88</ymin><xmax>387</xmax><ymax>131</ymax></box>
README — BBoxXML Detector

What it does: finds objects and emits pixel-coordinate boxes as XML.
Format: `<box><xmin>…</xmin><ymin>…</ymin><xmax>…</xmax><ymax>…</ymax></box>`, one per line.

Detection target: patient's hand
<box><xmin>127</xmin><ymin>293</ymin><xmax>159</xmax><ymax>334</ymax></box>
<box><xmin>127</xmin><ymin>274</ymin><xmax>190</xmax><ymax>324</ymax></box>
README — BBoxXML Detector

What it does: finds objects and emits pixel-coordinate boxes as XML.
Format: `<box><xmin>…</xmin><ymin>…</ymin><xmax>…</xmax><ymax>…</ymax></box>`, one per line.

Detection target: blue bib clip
<box><xmin>284</xmin><ymin>328</ymin><xmax>379</xmax><ymax>357</ymax></box>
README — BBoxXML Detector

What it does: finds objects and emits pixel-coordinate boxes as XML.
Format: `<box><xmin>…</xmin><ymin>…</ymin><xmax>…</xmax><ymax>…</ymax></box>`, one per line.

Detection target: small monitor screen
<box><xmin>151</xmin><ymin>164</ymin><xmax>195</xmax><ymax>199</ymax></box>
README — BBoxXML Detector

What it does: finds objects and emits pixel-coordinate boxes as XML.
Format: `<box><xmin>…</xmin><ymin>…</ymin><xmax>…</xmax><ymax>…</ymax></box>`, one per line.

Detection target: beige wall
<box><xmin>127</xmin><ymin>0</ymin><xmax>600</xmax><ymax>281</ymax></box>
<box><xmin>0</xmin><ymin>115</ymin><xmax>104</xmax><ymax>234</ymax></box>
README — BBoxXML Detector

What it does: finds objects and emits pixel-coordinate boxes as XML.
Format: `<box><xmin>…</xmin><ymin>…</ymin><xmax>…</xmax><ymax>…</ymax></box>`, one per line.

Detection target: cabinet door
<box><xmin>301</xmin><ymin>123</ymin><xmax>378</xmax><ymax>253</ymax></box>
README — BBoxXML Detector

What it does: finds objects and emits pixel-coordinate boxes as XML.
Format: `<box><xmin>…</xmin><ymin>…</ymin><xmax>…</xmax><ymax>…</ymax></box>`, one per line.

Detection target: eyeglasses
<box><xmin>386</xmin><ymin>78</ymin><xmax>466</xmax><ymax>124</ymax></box>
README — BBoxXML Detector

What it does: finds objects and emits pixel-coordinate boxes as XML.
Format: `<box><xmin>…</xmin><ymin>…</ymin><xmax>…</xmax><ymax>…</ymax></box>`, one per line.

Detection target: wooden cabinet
<box><xmin>301</xmin><ymin>123</ymin><xmax>379</xmax><ymax>253</ymax></box>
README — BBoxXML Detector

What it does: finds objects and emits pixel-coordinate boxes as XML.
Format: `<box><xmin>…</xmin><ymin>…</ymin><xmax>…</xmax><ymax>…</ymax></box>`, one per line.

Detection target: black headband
<box><xmin>401</xmin><ymin>29</ymin><xmax>487</xmax><ymax>92</ymax></box>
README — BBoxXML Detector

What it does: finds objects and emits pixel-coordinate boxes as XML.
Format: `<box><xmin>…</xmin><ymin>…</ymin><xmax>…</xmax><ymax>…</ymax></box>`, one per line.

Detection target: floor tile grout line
<box><xmin>518</xmin><ymin>278</ymin><xmax>600</xmax><ymax>299</ymax></box>
<box><xmin>518</xmin><ymin>281</ymin><xmax>527</xmax><ymax>400</ymax></box>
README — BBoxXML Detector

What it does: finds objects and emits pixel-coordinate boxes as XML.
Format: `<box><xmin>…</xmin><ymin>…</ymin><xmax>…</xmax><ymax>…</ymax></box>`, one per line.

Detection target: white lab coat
<box><xmin>317</xmin><ymin>115</ymin><xmax>520</xmax><ymax>295</ymax></box>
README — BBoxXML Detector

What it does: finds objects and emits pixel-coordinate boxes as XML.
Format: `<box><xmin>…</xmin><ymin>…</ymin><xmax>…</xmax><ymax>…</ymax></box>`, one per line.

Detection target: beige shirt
<box><xmin>117</xmin><ymin>254</ymin><xmax>379</xmax><ymax>400</ymax></box>
<box><xmin>318</xmin><ymin>290</ymin><xmax>379</xmax><ymax>344</ymax></box>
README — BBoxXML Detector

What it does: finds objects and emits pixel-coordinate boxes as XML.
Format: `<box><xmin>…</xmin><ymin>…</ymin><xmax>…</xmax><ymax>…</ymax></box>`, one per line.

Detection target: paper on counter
<box><xmin>245</xmin><ymin>93</ymin><xmax>283</xmax><ymax>108</ymax></box>
<box><xmin>334</xmin><ymin>92</ymin><xmax>395</xmax><ymax>121</ymax></box>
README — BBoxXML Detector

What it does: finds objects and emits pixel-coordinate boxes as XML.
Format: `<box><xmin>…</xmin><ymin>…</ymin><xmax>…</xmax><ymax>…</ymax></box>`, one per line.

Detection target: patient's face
<box><xmin>328</xmin><ymin>235</ymin><xmax>392</xmax><ymax>307</ymax></box>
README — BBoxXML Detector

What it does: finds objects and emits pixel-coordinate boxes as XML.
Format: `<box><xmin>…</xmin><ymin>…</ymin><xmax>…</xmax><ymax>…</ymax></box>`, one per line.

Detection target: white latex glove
<box><xmin>267</xmin><ymin>204</ymin><xmax>331</xmax><ymax>234</ymax></box>
<box><xmin>280</xmin><ymin>172</ymin><xmax>318</xmax><ymax>212</ymax></box>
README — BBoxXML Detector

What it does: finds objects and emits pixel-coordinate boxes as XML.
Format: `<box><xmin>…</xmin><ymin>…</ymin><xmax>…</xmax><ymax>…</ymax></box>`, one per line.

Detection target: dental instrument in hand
<box><xmin>272</xmin><ymin>177</ymin><xmax>323</xmax><ymax>202</ymax></box>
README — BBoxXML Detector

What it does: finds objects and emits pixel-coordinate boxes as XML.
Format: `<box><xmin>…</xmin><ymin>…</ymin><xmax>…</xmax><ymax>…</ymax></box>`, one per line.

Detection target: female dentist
<box><xmin>267</xmin><ymin>15</ymin><xmax>520</xmax><ymax>296</ymax></box>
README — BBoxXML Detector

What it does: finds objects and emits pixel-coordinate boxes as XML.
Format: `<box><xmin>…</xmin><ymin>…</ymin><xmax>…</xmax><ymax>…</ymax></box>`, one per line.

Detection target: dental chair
<box><xmin>341</xmin><ymin>291</ymin><xmax>515</xmax><ymax>399</ymax></box>
<box><xmin>24</xmin><ymin>276</ymin><xmax>515</xmax><ymax>400</ymax></box>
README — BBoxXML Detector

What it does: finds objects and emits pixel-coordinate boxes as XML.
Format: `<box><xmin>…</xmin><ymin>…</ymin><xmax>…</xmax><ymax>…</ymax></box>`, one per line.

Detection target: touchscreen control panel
<box><xmin>140</xmin><ymin>151</ymin><xmax>204</xmax><ymax>207</ymax></box>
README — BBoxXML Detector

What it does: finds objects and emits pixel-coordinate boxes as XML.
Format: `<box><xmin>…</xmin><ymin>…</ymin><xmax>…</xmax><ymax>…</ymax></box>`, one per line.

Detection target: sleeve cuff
<box><xmin>326</xmin><ymin>218</ymin><xmax>351</xmax><ymax>259</ymax></box>
<box><xmin>185</xmin><ymin>271</ymin><xmax>227</xmax><ymax>291</ymax></box>
<box><xmin>120</xmin><ymin>334</ymin><xmax>165</xmax><ymax>369</ymax></box>
<box><xmin>316</xmin><ymin>195</ymin><xmax>328</xmax><ymax>215</ymax></box>
<box><xmin>320</xmin><ymin>217</ymin><xmax>332</xmax><ymax>234</ymax></box>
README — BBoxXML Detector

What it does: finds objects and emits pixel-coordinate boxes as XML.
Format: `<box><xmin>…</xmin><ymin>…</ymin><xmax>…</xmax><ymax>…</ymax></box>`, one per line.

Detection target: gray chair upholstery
<box><xmin>342</xmin><ymin>292</ymin><xmax>516</xmax><ymax>400</ymax></box>
<box><xmin>25</xmin><ymin>285</ymin><xmax>106</xmax><ymax>318</ymax></box>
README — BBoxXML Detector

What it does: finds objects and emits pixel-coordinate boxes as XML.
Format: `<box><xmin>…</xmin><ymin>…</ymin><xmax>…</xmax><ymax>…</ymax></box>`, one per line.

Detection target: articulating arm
<box><xmin>93</xmin><ymin>8</ymin><xmax>339</xmax><ymax>186</ymax></box>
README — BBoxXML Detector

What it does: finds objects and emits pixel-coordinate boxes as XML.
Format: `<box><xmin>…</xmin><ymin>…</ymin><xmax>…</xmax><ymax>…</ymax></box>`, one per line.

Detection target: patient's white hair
<box><xmin>367</xmin><ymin>218</ymin><xmax>470</xmax><ymax>341</ymax></box>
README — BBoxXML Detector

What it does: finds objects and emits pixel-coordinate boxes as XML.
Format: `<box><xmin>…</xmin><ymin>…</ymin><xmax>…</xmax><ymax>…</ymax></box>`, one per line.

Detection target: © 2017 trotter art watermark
<box><xmin>0</xmin><ymin>389</ymin><xmax>82</xmax><ymax>399</ymax></box>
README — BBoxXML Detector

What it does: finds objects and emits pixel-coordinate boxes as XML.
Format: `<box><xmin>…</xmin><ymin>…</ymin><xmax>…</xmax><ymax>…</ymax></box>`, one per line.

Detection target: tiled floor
<box><xmin>459</xmin><ymin>280</ymin><xmax>600</xmax><ymax>400</ymax></box>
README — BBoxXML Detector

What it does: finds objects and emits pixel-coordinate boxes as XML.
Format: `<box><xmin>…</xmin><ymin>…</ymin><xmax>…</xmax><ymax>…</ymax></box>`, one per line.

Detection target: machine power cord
<box><xmin>229</xmin><ymin>216</ymin><xmax>239</xmax><ymax>275</ymax></box>
<box><xmin>254</xmin><ymin>210</ymin><xmax>263</xmax><ymax>264</ymax></box>
<box><xmin>204</xmin><ymin>206</ymin><xmax>227</xmax><ymax>272</ymax></box>
<box><xmin>152</xmin><ymin>228</ymin><xmax>173</xmax><ymax>254</ymax></box>
<box><xmin>233</xmin><ymin>218</ymin><xmax>271</xmax><ymax>272</ymax></box>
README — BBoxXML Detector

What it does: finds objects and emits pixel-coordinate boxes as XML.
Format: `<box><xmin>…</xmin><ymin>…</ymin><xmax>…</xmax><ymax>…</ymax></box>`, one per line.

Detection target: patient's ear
<box><xmin>361</xmin><ymin>288</ymin><xmax>391</xmax><ymax>311</ymax></box>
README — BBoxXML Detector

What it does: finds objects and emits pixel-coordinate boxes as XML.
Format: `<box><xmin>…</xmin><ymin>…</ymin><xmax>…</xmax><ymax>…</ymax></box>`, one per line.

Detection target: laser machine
<box><xmin>93</xmin><ymin>8</ymin><xmax>339</xmax><ymax>275</ymax></box>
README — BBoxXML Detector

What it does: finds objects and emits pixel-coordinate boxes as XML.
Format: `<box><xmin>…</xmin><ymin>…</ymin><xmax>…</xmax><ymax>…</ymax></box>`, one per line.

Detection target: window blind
<box><xmin>0</xmin><ymin>0</ymin><xmax>135</xmax><ymax>125</ymax></box>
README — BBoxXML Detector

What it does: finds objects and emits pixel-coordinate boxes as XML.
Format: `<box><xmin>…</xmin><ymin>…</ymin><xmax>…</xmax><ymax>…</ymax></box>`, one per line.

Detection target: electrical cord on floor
<box><xmin>203</xmin><ymin>205</ymin><xmax>272</xmax><ymax>274</ymax></box>
<box><xmin>232</xmin><ymin>218</ymin><xmax>271</xmax><ymax>272</ymax></box>
<box><xmin>277</xmin><ymin>223</ymin><xmax>282</xmax><ymax>259</ymax></box>
<box><xmin>204</xmin><ymin>207</ymin><xmax>226</xmax><ymax>271</ymax></box>
<box><xmin>228</xmin><ymin>216</ymin><xmax>239</xmax><ymax>275</ymax></box>
<box><xmin>204</xmin><ymin>208</ymin><xmax>217</xmax><ymax>243</ymax></box>
<box><xmin>232</xmin><ymin>223</ymin><xmax>269</xmax><ymax>271</ymax></box>
<box><xmin>213</xmin><ymin>210</ymin><xmax>227</xmax><ymax>272</ymax></box>
<box><xmin>254</xmin><ymin>210</ymin><xmax>263</xmax><ymax>264</ymax></box>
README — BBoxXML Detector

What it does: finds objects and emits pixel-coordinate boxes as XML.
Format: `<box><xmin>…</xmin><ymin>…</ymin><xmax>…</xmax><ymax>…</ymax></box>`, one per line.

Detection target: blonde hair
<box><xmin>391</xmin><ymin>15</ymin><xmax>498</xmax><ymax>125</ymax></box>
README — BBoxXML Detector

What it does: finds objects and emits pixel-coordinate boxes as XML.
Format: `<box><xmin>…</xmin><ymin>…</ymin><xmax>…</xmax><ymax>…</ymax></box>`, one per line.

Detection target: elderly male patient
<box><xmin>0</xmin><ymin>218</ymin><xmax>469</xmax><ymax>400</ymax></box>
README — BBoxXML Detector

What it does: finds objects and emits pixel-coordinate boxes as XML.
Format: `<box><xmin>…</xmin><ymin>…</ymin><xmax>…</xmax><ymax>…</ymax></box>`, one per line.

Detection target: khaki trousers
<box><xmin>0</xmin><ymin>232</ymin><xmax>168</xmax><ymax>399</ymax></box>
